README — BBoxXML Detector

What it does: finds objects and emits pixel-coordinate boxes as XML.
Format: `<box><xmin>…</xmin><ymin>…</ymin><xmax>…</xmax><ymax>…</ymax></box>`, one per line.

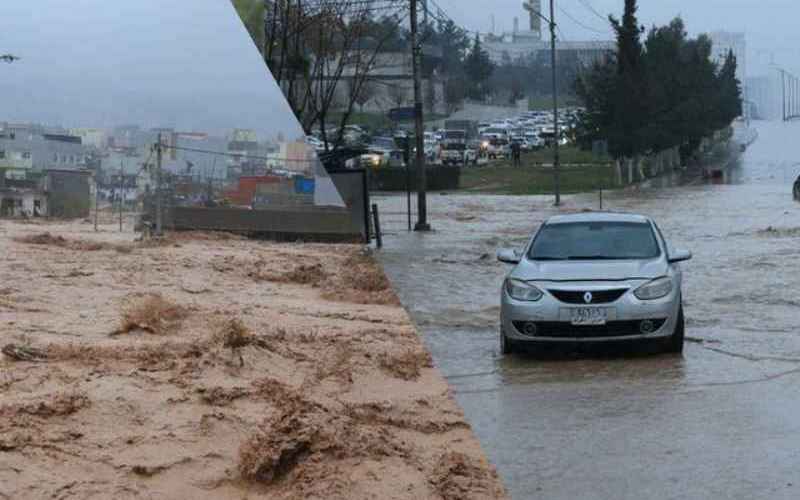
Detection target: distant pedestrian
<box><xmin>511</xmin><ymin>141</ymin><xmax>522</xmax><ymax>168</ymax></box>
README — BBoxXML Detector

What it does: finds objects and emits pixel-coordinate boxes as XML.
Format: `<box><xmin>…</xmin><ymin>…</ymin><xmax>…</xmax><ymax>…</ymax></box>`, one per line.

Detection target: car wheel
<box><xmin>500</xmin><ymin>328</ymin><xmax>516</xmax><ymax>355</ymax></box>
<box><xmin>665</xmin><ymin>305</ymin><xmax>685</xmax><ymax>354</ymax></box>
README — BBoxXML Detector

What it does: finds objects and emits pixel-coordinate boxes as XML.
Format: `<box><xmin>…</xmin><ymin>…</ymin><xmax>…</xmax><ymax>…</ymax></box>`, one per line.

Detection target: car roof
<box><xmin>545</xmin><ymin>212</ymin><xmax>652</xmax><ymax>225</ymax></box>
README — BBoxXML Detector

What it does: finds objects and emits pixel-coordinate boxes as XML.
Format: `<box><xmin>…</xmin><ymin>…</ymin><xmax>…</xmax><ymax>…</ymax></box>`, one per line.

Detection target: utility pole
<box><xmin>410</xmin><ymin>0</ymin><xmax>430</xmax><ymax>231</ymax></box>
<box><xmin>549</xmin><ymin>0</ymin><xmax>561</xmax><ymax>206</ymax></box>
<box><xmin>155</xmin><ymin>133</ymin><xmax>163</xmax><ymax>236</ymax></box>
<box><xmin>782</xmin><ymin>69</ymin><xmax>786</xmax><ymax>122</ymax></box>
<box><xmin>119</xmin><ymin>160</ymin><xmax>124</xmax><ymax>232</ymax></box>
<box><xmin>93</xmin><ymin>172</ymin><xmax>99</xmax><ymax>232</ymax></box>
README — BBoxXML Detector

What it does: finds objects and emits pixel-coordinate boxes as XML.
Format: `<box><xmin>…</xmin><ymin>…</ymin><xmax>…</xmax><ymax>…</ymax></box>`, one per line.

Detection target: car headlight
<box><xmin>505</xmin><ymin>279</ymin><xmax>543</xmax><ymax>302</ymax></box>
<box><xmin>634</xmin><ymin>277</ymin><xmax>673</xmax><ymax>300</ymax></box>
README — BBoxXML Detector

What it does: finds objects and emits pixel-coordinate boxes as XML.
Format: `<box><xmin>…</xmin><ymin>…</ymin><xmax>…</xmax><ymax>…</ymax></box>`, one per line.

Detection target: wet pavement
<box><xmin>377</xmin><ymin>120</ymin><xmax>800</xmax><ymax>499</ymax></box>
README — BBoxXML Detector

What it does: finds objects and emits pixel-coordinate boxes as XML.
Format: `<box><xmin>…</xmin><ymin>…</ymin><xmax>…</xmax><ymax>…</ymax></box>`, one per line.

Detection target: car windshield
<box><xmin>528</xmin><ymin>221</ymin><xmax>660</xmax><ymax>260</ymax></box>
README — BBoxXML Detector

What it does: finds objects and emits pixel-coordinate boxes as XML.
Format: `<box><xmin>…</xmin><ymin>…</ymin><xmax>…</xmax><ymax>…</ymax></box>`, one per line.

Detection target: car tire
<box><xmin>500</xmin><ymin>328</ymin><xmax>516</xmax><ymax>355</ymax></box>
<box><xmin>665</xmin><ymin>305</ymin><xmax>685</xmax><ymax>354</ymax></box>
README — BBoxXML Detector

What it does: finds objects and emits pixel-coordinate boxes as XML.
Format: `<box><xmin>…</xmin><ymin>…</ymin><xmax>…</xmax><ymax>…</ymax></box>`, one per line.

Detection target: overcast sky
<box><xmin>0</xmin><ymin>0</ymin><xmax>302</xmax><ymax>139</ymax></box>
<box><xmin>2</xmin><ymin>0</ymin><xmax>795</xmax><ymax>136</ymax></box>
<box><xmin>435</xmin><ymin>0</ymin><xmax>800</xmax><ymax>75</ymax></box>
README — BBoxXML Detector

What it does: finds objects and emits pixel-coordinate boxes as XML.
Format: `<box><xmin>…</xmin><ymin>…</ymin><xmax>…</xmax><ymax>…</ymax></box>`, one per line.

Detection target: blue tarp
<box><xmin>294</xmin><ymin>176</ymin><xmax>315</xmax><ymax>194</ymax></box>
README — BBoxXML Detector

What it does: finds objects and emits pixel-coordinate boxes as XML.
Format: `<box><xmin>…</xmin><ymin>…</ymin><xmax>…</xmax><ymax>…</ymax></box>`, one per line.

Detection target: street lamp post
<box><xmin>528</xmin><ymin>4</ymin><xmax>561</xmax><ymax>206</ymax></box>
<box><xmin>548</xmin><ymin>0</ymin><xmax>561</xmax><ymax>206</ymax></box>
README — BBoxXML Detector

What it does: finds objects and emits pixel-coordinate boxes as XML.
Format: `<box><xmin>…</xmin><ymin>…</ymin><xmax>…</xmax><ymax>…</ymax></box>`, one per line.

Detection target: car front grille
<box><xmin>548</xmin><ymin>288</ymin><xmax>628</xmax><ymax>304</ymax></box>
<box><xmin>513</xmin><ymin>319</ymin><xmax>667</xmax><ymax>338</ymax></box>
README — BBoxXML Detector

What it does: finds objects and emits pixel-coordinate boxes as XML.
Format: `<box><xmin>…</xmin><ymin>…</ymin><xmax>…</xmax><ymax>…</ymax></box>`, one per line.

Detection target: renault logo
<box><xmin>583</xmin><ymin>292</ymin><xmax>593</xmax><ymax>304</ymax></box>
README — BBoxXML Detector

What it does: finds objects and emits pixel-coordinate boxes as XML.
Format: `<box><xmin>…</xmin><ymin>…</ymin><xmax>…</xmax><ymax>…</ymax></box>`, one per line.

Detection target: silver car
<box><xmin>497</xmin><ymin>213</ymin><xmax>692</xmax><ymax>355</ymax></box>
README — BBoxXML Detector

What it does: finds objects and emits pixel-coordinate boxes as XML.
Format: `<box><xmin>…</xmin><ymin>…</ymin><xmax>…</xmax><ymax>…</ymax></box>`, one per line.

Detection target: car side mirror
<box><xmin>669</xmin><ymin>249</ymin><xmax>692</xmax><ymax>263</ymax></box>
<box><xmin>497</xmin><ymin>248</ymin><xmax>521</xmax><ymax>264</ymax></box>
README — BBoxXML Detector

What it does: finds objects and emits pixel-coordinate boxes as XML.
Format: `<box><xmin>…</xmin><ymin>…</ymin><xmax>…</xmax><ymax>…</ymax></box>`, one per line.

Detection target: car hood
<box><xmin>511</xmin><ymin>257</ymin><xmax>667</xmax><ymax>282</ymax></box>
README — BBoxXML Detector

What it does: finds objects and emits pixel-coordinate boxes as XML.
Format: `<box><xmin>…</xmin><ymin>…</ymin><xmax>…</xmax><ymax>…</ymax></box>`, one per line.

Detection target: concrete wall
<box><xmin>45</xmin><ymin>170</ymin><xmax>91</xmax><ymax>218</ymax></box>
<box><xmin>166</xmin><ymin>206</ymin><xmax>362</xmax><ymax>242</ymax></box>
<box><xmin>155</xmin><ymin>170</ymin><xmax>369</xmax><ymax>242</ymax></box>
<box><xmin>369</xmin><ymin>166</ymin><xmax>461</xmax><ymax>192</ymax></box>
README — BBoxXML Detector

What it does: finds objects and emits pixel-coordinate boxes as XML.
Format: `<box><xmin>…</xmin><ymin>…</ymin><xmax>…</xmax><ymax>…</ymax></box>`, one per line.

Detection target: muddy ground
<box><xmin>0</xmin><ymin>217</ymin><xmax>506</xmax><ymax>499</ymax></box>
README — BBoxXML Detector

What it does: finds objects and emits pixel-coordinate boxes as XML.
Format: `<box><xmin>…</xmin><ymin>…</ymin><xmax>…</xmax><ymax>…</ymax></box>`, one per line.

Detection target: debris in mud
<box><xmin>248</xmin><ymin>261</ymin><xmax>328</xmax><ymax>286</ymax></box>
<box><xmin>238</xmin><ymin>399</ymin><xmax>410</xmax><ymax>486</ymax></box>
<box><xmin>114</xmin><ymin>293</ymin><xmax>188</xmax><ymax>336</ymax></box>
<box><xmin>431</xmin><ymin>451</ymin><xmax>504</xmax><ymax>500</ymax></box>
<box><xmin>131</xmin><ymin>464</ymin><xmax>167</xmax><ymax>477</ymax></box>
<box><xmin>322</xmin><ymin>251</ymin><xmax>399</xmax><ymax>305</ymax></box>
<box><xmin>199</xmin><ymin>386</ymin><xmax>250</xmax><ymax>406</ymax></box>
<box><xmin>216</xmin><ymin>318</ymin><xmax>253</xmax><ymax>349</ymax></box>
<box><xmin>44</xmin><ymin>340</ymin><xmax>204</xmax><ymax>367</ymax></box>
<box><xmin>379</xmin><ymin>348</ymin><xmax>433</xmax><ymax>381</ymax></box>
<box><xmin>345</xmin><ymin>400</ymin><xmax>470</xmax><ymax>434</ymax></box>
<box><xmin>313</xmin><ymin>343</ymin><xmax>354</xmax><ymax>384</ymax></box>
<box><xmin>1</xmin><ymin>392</ymin><xmax>90</xmax><ymax>419</ymax></box>
<box><xmin>281</xmin><ymin>263</ymin><xmax>328</xmax><ymax>286</ymax></box>
<box><xmin>215</xmin><ymin>318</ymin><xmax>254</xmax><ymax>366</ymax></box>
<box><xmin>238</xmin><ymin>403</ymin><xmax>333</xmax><ymax>483</ymax></box>
<box><xmin>2</xmin><ymin>344</ymin><xmax>48</xmax><ymax>362</ymax></box>
<box><xmin>14</xmin><ymin>232</ymin><xmax>132</xmax><ymax>253</ymax></box>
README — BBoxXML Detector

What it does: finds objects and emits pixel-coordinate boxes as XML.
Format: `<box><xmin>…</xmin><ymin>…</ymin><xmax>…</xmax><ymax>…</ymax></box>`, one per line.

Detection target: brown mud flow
<box><xmin>0</xmin><ymin>219</ymin><xmax>506</xmax><ymax>499</ymax></box>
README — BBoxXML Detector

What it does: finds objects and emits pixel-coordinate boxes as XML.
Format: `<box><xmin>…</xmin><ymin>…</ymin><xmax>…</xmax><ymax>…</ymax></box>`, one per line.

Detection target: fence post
<box><xmin>371</xmin><ymin>203</ymin><xmax>382</xmax><ymax>249</ymax></box>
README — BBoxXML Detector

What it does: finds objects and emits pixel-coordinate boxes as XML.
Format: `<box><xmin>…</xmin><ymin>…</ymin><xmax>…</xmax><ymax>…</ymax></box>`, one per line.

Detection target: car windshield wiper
<box><xmin>531</xmin><ymin>256</ymin><xmax>568</xmax><ymax>261</ymax></box>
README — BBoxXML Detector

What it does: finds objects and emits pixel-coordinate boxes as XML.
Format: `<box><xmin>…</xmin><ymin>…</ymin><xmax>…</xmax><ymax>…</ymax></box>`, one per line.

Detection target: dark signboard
<box><xmin>388</xmin><ymin>107</ymin><xmax>417</xmax><ymax>122</ymax></box>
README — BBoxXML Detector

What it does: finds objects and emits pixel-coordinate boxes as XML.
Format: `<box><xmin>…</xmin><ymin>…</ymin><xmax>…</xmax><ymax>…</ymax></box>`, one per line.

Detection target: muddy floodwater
<box><xmin>377</xmin><ymin>120</ymin><xmax>800</xmax><ymax>499</ymax></box>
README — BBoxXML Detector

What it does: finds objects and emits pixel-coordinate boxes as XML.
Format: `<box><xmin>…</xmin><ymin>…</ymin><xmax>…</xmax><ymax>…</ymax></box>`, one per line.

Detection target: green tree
<box><xmin>424</xmin><ymin>18</ymin><xmax>470</xmax><ymax>110</ymax></box>
<box><xmin>464</xmin><ymin>34</ymin><xmax>494</xmax><ymax>100</ymax></box>
<box><xmin>640</xmin><ymin>18</ymin><xmax>689</xmax><ymax>153</ymax></box>
<box><xmin>574</xmin><ymin>59</ymin><xmax>617</xmax><ymax>148</ymax></box>
<box><xmin>715</xmin><ymin>50</ymin><xmax>743</xmax><ymax>127</ymax></box>
<box><xmin>607</xmin><ymin>0</ymin><xmax>647</xmax><ymax>160</ymax></box>
<box><xmin>575</xmin><ymin>4</ymin><xmax>743</xmax><ymax>168</ymax></box>
<box><xmin>231</xmin><ymin>0</ymin><xmax>264</xmax><ymax>51</ymax></box>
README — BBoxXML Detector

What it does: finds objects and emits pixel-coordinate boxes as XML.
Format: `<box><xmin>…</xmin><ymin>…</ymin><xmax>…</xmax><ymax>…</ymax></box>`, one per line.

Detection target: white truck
<box><xmin>440</xmin><ymin>129</ymin><xmax>468</xmax><ymax>166</ymax></box>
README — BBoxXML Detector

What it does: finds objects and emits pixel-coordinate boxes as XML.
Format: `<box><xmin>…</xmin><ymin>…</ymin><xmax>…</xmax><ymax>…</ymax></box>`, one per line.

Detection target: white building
<box><xmin>70</xmin><ymin>128</ymin><xmax>107</xmax><ymax>149</ymax></box>
<box><xmin>0</xmin><ymin>125</ymin><xmax>89</xmax><ymax>179</ymax></box>
<box><xmin>482</xmin><ymin>0</ymin><xmax>615</xmax><ymax>67</ymax></box>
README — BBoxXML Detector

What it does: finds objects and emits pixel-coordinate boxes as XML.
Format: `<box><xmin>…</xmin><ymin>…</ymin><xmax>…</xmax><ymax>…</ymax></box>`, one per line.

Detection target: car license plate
<box><xmin>571</xmin><ymin>307</ymin><xmax>607</xmax><ymax>326</ymax></box>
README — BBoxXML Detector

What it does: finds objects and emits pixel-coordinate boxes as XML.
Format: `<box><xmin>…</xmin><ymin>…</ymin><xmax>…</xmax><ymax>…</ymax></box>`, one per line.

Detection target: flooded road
<box><xmin>377</xmin><ymin>120</ymin><xmax>800</xmax><ymax>499</ymax></box>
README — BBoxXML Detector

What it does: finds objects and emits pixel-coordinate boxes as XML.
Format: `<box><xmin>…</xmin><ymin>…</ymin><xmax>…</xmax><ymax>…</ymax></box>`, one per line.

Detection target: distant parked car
<box><xmin>484</xmin><ymin>137</ymin><xmax>511</xmax><ymax>160</ymax></box>
<box><xmin>497</xmin><ymin>212</ymin><xmax>691</xmax><ymax>355</ymax></box>
<box><xmin>794</xmin><ymin>175</ymin><xmax>800</xmax><ymax>201</ymax></box>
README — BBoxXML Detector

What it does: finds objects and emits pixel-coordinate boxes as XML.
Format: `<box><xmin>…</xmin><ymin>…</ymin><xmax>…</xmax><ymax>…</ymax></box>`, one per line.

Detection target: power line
<box><xmin>556</xmin><ymin>5</ymin><xmax>610</xmax><ymax>35</ymax></box>
<box><xmin>577</xmin><ymin>0</ymin><xmax>608</xmax><ymax>23</ymax></box>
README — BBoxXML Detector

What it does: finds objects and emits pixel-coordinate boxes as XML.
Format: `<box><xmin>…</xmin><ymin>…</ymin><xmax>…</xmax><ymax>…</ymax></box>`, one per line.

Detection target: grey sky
<box><xmin>434</xmin><ymin>0</ymin><xmax>800</xmax><ymax>75</ymax></box>
<box><xmin>0</xmin><ymin>0</ymin><xmax>302</xmax><ymax>139</ymax></box>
